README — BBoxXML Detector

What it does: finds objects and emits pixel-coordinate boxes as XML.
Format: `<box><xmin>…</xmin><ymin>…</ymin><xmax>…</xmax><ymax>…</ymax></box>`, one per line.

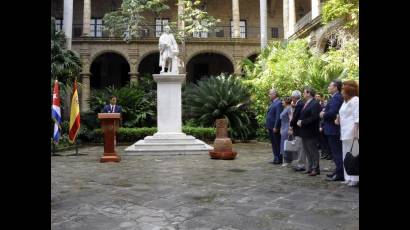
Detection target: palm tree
<box><xmin>51</xmin><ymin>17</ymin><xmax>82</xmax><ymax>84</ymax></box>
<box><xmin>183</xmin><ymin>74</ymin><xmax>252</xmax><ymax>140</ymax></box>
<box><xmin>51</xmin><ymin>17</ymin><xmax>82</xmax><ymax>118</ymax></box>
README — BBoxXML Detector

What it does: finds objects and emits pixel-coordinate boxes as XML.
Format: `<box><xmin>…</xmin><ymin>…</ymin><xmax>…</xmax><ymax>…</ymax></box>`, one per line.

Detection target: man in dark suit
<box><xmin>321</xmin><ymin>80</ymin><xmax>344</xmax><ymax>181</ymax></box>
<box><xmin>266</xmin><ymin>89</ymin><xmax>283</xmax><ymax>164</ymax></box>
<box><xmin>317</xmin><ymin>93</ymin><xmax>332</xmax><ymax>160</ymax></box>
<box><xmin>103</xmin><ymin>96</ymin><xmax>122</xmax><ymax>113</ymax></box>
<box><xmin>289</xmin><ymin>90</ymin><xmax>306</xmax><ymax>171</ymax></box>
<box><xmin>297</xmin><ymin>87</ymin><xmax>321</xmax><ymax>176</ymax></box>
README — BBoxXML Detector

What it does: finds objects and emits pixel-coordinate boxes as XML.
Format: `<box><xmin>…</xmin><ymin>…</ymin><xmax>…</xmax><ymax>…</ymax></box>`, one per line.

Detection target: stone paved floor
<box><xmin>51</xmin><ymin>142</ymin><xmax>359</xmax><ymax>230</ymax></box>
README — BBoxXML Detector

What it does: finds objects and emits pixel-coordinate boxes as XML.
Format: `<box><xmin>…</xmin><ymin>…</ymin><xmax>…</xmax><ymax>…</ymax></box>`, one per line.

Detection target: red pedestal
<box><xmin>98</xmin><ymin>113</ymin><xmax>121</xmax><ymax>163</ymax></box>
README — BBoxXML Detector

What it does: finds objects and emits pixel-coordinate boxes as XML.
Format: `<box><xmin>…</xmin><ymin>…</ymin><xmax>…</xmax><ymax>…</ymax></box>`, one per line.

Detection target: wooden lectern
<box><xmin>98</xmin><ymin>113</ymin><xmax>121</xmax><ymax>163</ymax></box>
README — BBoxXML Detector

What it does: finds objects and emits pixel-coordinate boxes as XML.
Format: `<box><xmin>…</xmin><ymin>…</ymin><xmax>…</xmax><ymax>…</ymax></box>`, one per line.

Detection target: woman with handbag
<box><xmin>280</xmin><ymin>97</ymin><xmax>293</xmax><ymax>167</ymax></box>
<box><xmin>335</xmin><ymin>80</ymin><xmax>359</xmax><ymax>187</ymax></box>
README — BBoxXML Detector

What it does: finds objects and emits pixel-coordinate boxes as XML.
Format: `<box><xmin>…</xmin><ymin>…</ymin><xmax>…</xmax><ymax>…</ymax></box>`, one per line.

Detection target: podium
<box><xmin>98</xmin><ymin>113</ymin><xmax>121</xmax><ymax>163</ymax></box>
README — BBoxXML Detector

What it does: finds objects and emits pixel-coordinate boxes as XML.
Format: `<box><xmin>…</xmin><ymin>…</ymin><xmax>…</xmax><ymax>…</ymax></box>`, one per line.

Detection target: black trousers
<box><xmin>326</xmin><ymin>135</ymin><xmax>344</xmax><ymax>178</ymax></box>
<box><xmin>268</xmin><ymin>129</ymin><xmax>282</xmax><ymax>162</ymax></box>
<box><xmin>302</xmin><ymin>137</ymin><xmax>320</xmax><ymax>171</ymax></box>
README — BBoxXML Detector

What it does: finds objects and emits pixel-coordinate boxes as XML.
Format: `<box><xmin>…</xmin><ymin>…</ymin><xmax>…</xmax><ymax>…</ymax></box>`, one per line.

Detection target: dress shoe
<box><xmin>304</xmin><ymin>170</ymin><xmax>312</xmax><ymax>174</ymax></box>
<box><xmin>326</xmin><ymin>175</ymin><xmax>344</xmax><ymax>181</ymax></box>
<box><xmin>321</xmin><ymin>154</ymin><xmax>328</xmax><ymax>159</ymax></box>
<box><xmin>326</xmin><ymin>172</ymin><xmax>336</xmax><ymax>178</ymax></box>
<box><xmin>308</xmin><ymin>170</ymin><xmax>320</xmax><ymax>176</ymax></box>
<box><xmin>293</xmin><ymin>167</ymin><xmax>306</xmax><ymax>172</ymax></box>
<box><xmin>348</xmin><ymin>181</ymin><xmax>359</xmax><ymax>187</ymax></box>
<box><xmin>272</xmin><ymin>160</ymin><xmax>281</xmax><ymax>164</ymax></box>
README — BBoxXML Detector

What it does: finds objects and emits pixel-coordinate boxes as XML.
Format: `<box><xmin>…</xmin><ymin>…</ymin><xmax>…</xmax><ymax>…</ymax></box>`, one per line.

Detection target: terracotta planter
<box><xmin>209</xmin><ymin>118</ymin><xmax>237</xmax><ymax>160</ymax></box>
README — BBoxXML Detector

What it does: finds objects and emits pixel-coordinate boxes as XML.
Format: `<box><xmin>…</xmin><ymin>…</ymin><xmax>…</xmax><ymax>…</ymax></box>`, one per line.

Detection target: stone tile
<box><xmin>51</xmin><ymin>143</ymin><xmax>358</xmax><ymax>230</ymax></box>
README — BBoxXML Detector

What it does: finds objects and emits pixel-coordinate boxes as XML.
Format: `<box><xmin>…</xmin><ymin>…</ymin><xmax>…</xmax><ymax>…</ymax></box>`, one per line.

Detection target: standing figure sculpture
<box><xmin>159</xmin><ymin>25</ymin><xmax>179</xmax><ymax>74</ymax></box>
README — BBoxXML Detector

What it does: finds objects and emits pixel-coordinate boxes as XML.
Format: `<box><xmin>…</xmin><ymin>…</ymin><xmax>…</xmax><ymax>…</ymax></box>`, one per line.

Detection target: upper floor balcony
<box><xmin>67</xmin><ymin>23</ymin><xmax>281</xmax><ymax>43</ymax></box>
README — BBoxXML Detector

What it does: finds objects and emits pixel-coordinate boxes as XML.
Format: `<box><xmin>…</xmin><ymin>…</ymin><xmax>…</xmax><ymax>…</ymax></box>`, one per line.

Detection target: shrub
<box><xmin>241</xmin><ymin>39</ymin><xmax>355</xmax><ymax>132</ymax></box>
<box><xmin>88</xmin><ymin>82</ymin><xmax>156</xmax><ymax>128</ymax></box>
<box><xmin>183</xmin><ymin>74</ymin><xmax>252</xmax><ymax>140</ymax></box>
<box><xmin>92</xmin><ymin>127</ymin><xmax>215</xmax><ymax>143</ymax></box>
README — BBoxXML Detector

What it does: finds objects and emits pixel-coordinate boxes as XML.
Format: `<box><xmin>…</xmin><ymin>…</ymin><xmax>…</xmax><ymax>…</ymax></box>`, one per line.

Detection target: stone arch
<box><xmin>137</xmin><ymin>50</ymin><xmax>161</xmax><ymax>76</ymax></box>
<box><xmin>186</xmin><ymin>49</ymin><xmax>235</xmax><ymax>68</ymax></box>
<box><xmin>137</xmin><ymin>49</ymin><xmax>160</xmax><ymax>73</ymax></box>
<box><xmin>89</xmin><ymin>49</ymin><xmax>131</xmax><ymax>72</ymax></box>
<box><xmin>245</xmin><ymin>52</ymin><xmax>260</xmax><ymax>63</ymax></box>
<box><xmin>90</xmin><ymin>51</ymin><xmax>131</xmax><ymax>89</ymax></box>
<box><xmin>315</xmin><ymin>18</ymin><xmax>344</xmax><ymax>53</ymax></box>
<box><xmin>186</xmin><ymin>51</ymin><xmax>235</xmax><ymax>83</ymax></box>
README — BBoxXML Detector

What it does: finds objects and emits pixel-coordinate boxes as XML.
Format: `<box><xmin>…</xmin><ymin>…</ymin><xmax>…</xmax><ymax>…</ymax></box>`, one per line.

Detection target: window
<box><xmin>230</xmin><ymin>20</ymin><xmax>246</xmax><ymax>38</ymax></box>
<box><xmin>272</xmin><ymin>27</ymin><xmax>279</xmax><ymax>38</ymax></box>
<box><xmin>91</xmin><ymin>18</ymin><xmax>103</xmax><ymax>37</ymax></box>
<box><xmin>156</xmin><ymin>18</ymin><xmax>169</xmax><ymax>37</ymax></box>
<box><xmin>55</xmin><ymin>19</ymin><xmax>63</xmax><ymax>31</ymax></box>
<box><xmin>193</xmin><ymin>21</ymin><xmax>208</xmax><ymax>38</ymax></box>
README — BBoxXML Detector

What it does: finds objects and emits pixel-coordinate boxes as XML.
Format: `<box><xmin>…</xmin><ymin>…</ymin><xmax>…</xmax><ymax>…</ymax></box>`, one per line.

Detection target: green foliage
<box><xmin>241</xmin><ymin>39</ymin><xmax>357</xmax><ymax>130</ymax></box>
<box><xmin>172</xmin><ymin>0</ymin><xmax>220</xmax><ymax>43</ymax></box>
<box><xmin>322</xmin><ymin>38</ymin><xmax>359</xmax><ymax>80</ymax></box>
<box><xmin>51</xmin><ymin>17</ymin><xmax>82</xmax><ymax>83</ymax></box>
<box><xmin>321</xmin><ymin>0</ymin><xmax>359</xmax><ymax>29</ymax></box>
<box><xmin>92</xmin><ymin>126</ymin><xmax>215</xmax><ymax>143</ymax></box>
<box><xmin>103</xmin><ymin>0</ymin><xmax>169</xmax><ymax>40</ymax></box>
<box><xmin>183</xmin><ymin>74</ymin><xmax>252</xmax><ymax>140</ymax></box>
<box><xmin>88</xmin><ymin>82</ymin><xmax>156</xmax><ymax>128</ymax></box>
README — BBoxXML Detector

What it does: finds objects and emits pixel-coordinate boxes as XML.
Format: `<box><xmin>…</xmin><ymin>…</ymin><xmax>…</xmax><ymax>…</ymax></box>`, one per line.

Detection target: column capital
<box><xmin>128</xmin><ymin>72</ymin><xmax>139</xmax><ymax>76</ymax></box>
<box><xmin>80</xmin><ymin>72</ymin><xmax>92</xmax><ymax>77</ymax></box>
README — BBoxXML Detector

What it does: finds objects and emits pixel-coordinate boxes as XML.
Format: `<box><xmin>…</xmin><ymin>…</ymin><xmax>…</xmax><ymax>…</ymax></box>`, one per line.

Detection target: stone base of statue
<box><xmin>124</xmin><ymin>74</ymin><xmax>213</xmax><ymax>155</ymax></box>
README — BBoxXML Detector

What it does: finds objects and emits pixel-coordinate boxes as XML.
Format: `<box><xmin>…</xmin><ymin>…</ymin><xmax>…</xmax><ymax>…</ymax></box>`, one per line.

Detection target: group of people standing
<box><xmin>265</xmin><ymin>80</ymin><xmax>359</xmax><ymax>187</ymax></box>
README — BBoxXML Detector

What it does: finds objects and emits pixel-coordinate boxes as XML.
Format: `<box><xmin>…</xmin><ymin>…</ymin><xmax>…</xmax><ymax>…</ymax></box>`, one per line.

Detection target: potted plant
<box><xmin>183</xmin><ymin>74</ymin><xmax>252</xmax><ymax>160</ymax></box>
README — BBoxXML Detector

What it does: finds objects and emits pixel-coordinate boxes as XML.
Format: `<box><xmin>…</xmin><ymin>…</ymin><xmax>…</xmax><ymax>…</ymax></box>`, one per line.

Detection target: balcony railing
<box><xmin>295</xmin><ymin>11</ymin><xmax>312</xmax><ymax>32</ymax></box>
<box><xmin>70</xmin><ymin>24</ymin><xmax>280</xmax><ymax>40</ymax></box>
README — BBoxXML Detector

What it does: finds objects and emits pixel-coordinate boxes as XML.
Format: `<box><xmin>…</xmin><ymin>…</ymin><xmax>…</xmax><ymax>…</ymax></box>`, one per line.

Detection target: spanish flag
<box><xmin>68</xmin><ymin>80</ymin><xmax>80</xmax><ymax>143</ymax></box>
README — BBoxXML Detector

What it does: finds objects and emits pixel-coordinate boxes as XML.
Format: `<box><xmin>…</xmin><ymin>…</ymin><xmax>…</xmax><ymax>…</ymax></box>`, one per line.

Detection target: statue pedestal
<box><xmin>124</xmin><ymin>74</ymin><xmax>213</xmax><ymax>155</ymax></box>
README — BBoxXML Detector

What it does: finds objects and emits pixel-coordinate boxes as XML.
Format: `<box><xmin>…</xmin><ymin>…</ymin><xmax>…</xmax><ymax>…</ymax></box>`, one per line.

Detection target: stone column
<box><xmin>288</xmin><ymin>0</ymin><xmax>296</xmax><ymax>37</ymax></box>
<box><xmin>177</xmin><ymin>0</ymin><xmax>185</xmax><ymax>31</ymax></box>
<box><xmin>129</xmin><ymin>72</ymin><xmax>139</xmax><ymax>84</ymax></box>
<box><xmin>283</xmin><ymin>0</ymin><xmax>289</xmax><ymax>38</ymax></box>
<box><xmin>260</xmin><ymin>0</ymin><xmax>268</xmax><ymax>49</ymax></box>
<box><xmin>311</xmin><ymin>0</ymin><xmax>320</xmax><ymax>19</ymax></box>
<box><xmin>63</xmin><ymin>0</ymin><xmax>73</xmax><ymax>49</ymax></box>
<box><xmin>82</xmin><ymin>0</ymin><xmax>91</xmax><ymax>36</ymax></box>
<box><xmin>178</xmin><ymin>0</ymin><xmax>187</xmax><ymax>74</ymax></box>
<box><xmin>232</xmin><ymin>0</ymin><xmax>240</xmax><ymax>38</ymax></box>
<box><xmin>80</xmin><ymin>73</ymin><xmax>91</xmax><ymax>112</ymax></box>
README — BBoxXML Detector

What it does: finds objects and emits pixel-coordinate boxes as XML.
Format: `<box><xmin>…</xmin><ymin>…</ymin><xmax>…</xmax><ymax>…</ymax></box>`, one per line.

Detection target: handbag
<box><xmin>344</xmin><ymin>139</ymin><xmax>359</xmax><ymax>176</ymax></box>
<box><xmin>284</xmin><ymin>135</ymin><xmax>300</xmax><ymax>152</ymax></box>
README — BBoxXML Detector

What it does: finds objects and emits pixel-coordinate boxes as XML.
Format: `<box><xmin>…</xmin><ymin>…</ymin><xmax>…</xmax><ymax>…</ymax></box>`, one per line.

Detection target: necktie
<box><xmin>112</xmin><ymin>105</ymin><xmax>115</xmax><ymax>113</ymax></box>
<box><xmin>302</xmin><ymin>101</ymin><xmax>309</xmax><ymax>111</ymax></box>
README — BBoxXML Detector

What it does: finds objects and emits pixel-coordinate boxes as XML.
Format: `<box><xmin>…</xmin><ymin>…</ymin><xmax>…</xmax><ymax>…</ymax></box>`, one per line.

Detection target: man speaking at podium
<box><xmin>103</xmin><ymin>96</ymin><xmax>122</xmax><ymax>114</ymax></box>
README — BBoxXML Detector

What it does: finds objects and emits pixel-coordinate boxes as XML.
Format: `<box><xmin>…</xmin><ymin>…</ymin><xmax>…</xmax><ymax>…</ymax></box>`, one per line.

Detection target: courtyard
<box><xmin>51</xmin><ymin>142</ymin><xmax>359</xmax><ymax>230</ymax></box>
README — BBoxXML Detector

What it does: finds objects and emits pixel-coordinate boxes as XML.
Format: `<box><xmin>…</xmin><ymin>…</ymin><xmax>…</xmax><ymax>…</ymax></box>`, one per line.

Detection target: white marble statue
<box><xmin>159</xmin><ymin>25</ymin><xmax>179</xmax><ymax>74</ymax></box>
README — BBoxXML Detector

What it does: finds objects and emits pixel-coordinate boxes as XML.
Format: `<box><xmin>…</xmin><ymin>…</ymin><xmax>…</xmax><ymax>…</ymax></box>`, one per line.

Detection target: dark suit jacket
<box><xmin>299</xmin><ymin>99</ymin><xmax>321</xmax><ymax>138</ymax></box>
<box><xmin>290</xmin><ymin>99</ymin><xmax>305</xmax><ymax>136</ymax></box>
<box><xmin>265</xmin><ymin>98</ymin><xmax>283</xmax><ymax>130</ymax></box>
<box><xmin>103</xmin><ymin>104</ymin><xmax>122</xmax><ymax>113</ymax></box>
<box><xmin>322</xmin><ymin>92</ymin><xmax>343</xmax><ymax>136</ymax></box>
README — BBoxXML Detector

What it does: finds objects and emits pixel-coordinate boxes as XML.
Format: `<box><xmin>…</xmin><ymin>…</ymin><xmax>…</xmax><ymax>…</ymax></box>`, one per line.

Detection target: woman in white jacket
<box><xmin>335</xmin><ymin>80</ymin><xmax>359</xmax><ymax>187</ymax></box>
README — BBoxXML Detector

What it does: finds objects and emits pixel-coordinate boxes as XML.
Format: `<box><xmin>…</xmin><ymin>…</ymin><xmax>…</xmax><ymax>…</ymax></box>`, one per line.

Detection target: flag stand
<box><xmin>52</xmin><ymin>142</ymin><xmax>56</xmax><ymax>156</ymax></box>
<box><xmin>75</xmin><ymin>139</ymin><xmax>79</xmax><ymax>156</ymax></box>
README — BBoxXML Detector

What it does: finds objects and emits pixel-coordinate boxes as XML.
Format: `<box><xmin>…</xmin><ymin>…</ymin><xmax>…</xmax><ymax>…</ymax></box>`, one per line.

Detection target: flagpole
<box><xmin>75</xmin><ymin>139</ymin><xmax>79</xmax><ymax>155</ymax></box>
<box><xmin>52</xmin><ymin>142</ymin><xmax>56</xmax><ymax>156</ymax></box>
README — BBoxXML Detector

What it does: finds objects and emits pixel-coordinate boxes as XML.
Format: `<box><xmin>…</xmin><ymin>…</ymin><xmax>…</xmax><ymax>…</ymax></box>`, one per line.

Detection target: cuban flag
<box><xmin>52</xmin><ymin>80</ymin><xmax>61</xmax><ymax>144</ymax></box>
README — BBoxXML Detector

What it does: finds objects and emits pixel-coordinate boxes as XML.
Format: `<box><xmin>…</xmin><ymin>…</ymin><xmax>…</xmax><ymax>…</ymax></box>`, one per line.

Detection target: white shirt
<box><xmin>339</xmin><ymin>96</ymin><xmax>359</xmax><ymax>140</ymax></box>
